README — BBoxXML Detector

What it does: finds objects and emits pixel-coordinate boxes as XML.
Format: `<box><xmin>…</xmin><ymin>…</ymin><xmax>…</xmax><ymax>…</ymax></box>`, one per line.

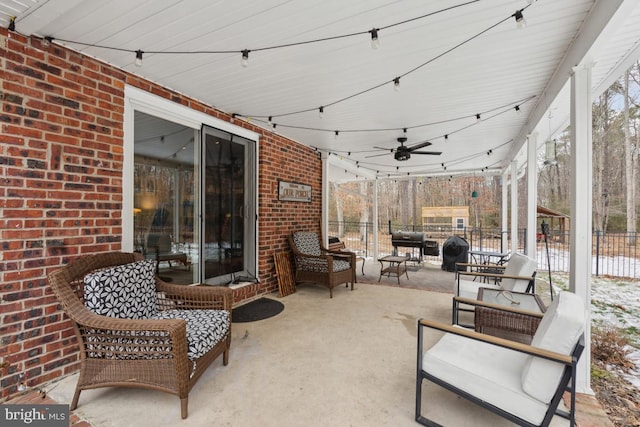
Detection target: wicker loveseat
<box><xmin>47</xmin><ymin>252</ymin><xmax>232</xmax><ymax>419</ymax></box>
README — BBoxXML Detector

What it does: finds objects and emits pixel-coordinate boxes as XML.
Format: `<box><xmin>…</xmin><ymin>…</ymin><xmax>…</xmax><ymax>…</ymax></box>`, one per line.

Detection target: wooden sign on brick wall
<box><xmin>278</xmin><ymin>180</ymin><xmax>312</xmax><ymax>202</ymax></box>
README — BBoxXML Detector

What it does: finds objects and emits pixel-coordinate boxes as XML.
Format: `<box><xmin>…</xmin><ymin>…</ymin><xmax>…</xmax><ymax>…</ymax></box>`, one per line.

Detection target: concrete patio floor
<box><xmin>15</xmin><ymin>259</ymin><xmax>611</xmax><ymax>426</ymax></box>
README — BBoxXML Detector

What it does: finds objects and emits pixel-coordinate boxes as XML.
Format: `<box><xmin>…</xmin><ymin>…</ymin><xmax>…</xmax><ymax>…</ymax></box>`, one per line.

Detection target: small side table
<box><xmin>378</xmin><ymin>255</ymin><xmax>410</xmax><ymax>284</ymax></box>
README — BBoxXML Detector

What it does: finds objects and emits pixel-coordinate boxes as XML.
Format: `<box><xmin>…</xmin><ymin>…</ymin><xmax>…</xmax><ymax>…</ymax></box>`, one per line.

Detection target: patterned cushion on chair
<box><xmin>292</xmin><ymin>232</ymin><xmax>322</xmax><ymax>255</ymax></box>
<box><xmin>84</xmin><ymin>259</ymin><xmax>158</xmax><ymax>319</ymax></box>
<box><xmin>299</xmin><ymin>257</ymin><xmax>351</xmax><ymax>273</ymax></box>
<box><xmin>152</xmin><ymin>309</ymin><xmax>230</xmax><ymax>360</ymax></box>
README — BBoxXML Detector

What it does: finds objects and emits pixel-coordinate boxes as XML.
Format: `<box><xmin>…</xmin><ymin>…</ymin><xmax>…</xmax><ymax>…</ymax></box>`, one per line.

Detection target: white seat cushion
<box><xmin>422</xmin><ymin>333</ymin><xmax>549</xmax><ymax>425</ymax></box>
<box><xmin>500</xmin><ymin>253</ymin><xmax>536</xmax><ymax>292</ymax></box>
<box><xmin>454</xmin><ymin>253</ymin><xmax>535</xmax><ymax>296</ymax></box>
<box><xmin>521</xmin><ymin>291</ymin><xmax>585</xmax><ymax>403</ymax></box>
<box><xmin>456</xmin><ymin>280</ymin><xmax>500</xmax><ymax>299</ymax></box>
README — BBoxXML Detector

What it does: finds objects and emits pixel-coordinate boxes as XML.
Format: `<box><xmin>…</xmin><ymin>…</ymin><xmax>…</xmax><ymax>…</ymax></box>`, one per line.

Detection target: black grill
<box><xmin>391</xmin><ymin>232</ymin><xmax>439</xmax><ymax>262</ymax></box>
<box><xmin>441</xmin><ymin>235</ymin><xmax>469</xmax><ymax>272</ymax></box>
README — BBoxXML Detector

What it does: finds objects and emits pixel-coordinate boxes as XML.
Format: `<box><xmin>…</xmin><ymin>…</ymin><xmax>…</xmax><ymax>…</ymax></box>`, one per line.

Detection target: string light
<box><xmin>514</xmin><ymin>105</ymin><xmax>520</xmax><ymax>112</ymax></box>
<box><xmin>325</xmin><ymin>138</ymin><xmax>508</xmax><ymax>177</ymax></box>
<box><xmin>476</xmin><ymin>113</ymin><xmax>481</xmax><ymax>121</ymax></box>
<box><xmin>135</xmin><ymin>50</ymin><xmax>144</xmax><ymax>67</ymax></box>
<box><xmin>8</xmin><ymin>16</ymin><xmax>15</xmax><ymax>32</ymax></box>
<box><xmin>319</xmin><ymin>106</ymin><xmax>324</xmax><ymax>119</ymax></box>
<box><xmin>513</xmin><ymin>10</ymin><xmax>526</xmax><ymax>29</ymax></box>
<box><xmin>335</xmin><ymin>131</ymin><xmax>339</xmax><ymax>139</ymax></box>
<box><xmin>393</xmin><ymin>77</ymin><xmax>400</xmax><ymax>91</ymax></box>
<box><xmin>369</xmin><ymin>28</ymin><xmax>380</xmax><ymax>49</ymax></box>
<box><xmin>241</xmin><ymin>49</ymin><xmax>250</xmax><ymax>67</ymax></box>
<box><xmin>43</xmin><ymin>36</ymin><xmax>53</xmax><ymax>47</ymax></box>
<box><xmin>41</xmin><ymin>1</ymin><xmax>531</xmax><ymax>121</ymax></box>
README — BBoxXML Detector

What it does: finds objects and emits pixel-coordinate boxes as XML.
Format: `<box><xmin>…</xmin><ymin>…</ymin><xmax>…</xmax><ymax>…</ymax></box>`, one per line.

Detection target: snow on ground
<box><xmin>538</xmin><ymin>272</ymin><xmax>640</xmax><ymax>338</ymax></box>
<box><xmin>539</xmin><ymin>271</ymin><xmax>640</xmax><ymax>390</ymax></box>
<box><xmin>535</xmin><ymin>245</ymin><xmax>639</xmax><ymax>279</ymax></box>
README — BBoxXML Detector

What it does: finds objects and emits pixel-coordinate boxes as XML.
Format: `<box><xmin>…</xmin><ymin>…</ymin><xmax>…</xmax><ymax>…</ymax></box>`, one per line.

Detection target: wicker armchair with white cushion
<box><xmin>47</xmin><ymin>252</ymin><xmax>232</xmax><ymax>419</ymax></box>
<box><xmin>416</xmin><ymin>291</ymin><xmax>585</xmax><ymax>427</ymax></box>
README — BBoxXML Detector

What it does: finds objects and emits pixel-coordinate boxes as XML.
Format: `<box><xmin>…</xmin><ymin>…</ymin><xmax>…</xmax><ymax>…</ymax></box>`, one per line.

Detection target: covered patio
<box><xmin>1</xmin><ymin>0</ymin><xmax>639</xmax><ymax>425</ymax></box>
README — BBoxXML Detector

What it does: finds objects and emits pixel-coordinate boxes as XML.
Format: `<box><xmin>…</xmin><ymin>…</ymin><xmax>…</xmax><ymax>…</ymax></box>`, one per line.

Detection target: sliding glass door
<box><xmin>201</xmin><ymin>125</ymin><xmax>256</xmax><ymax>285</ymax></box>
<box><xmin>132</xmin><ymin>110</ymin><xmax>256</xmax><ymax>286</ymax></box>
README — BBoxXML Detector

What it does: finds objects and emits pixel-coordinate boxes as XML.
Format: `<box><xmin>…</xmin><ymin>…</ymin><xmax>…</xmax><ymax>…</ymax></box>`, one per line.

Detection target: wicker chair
<box><xmin>288</xmin><ymin>231</ymin><xmax>355</xmax><ymax>298</ymax></box>
<box><xmin>47</xmin><ymin>252</ymin><xmax>232</xmax><ymax>419</ymax></box>
<box><xmin>452</xmin><ymin>252</ymin><xmax>537</xmax><ymax>326</ymax></box>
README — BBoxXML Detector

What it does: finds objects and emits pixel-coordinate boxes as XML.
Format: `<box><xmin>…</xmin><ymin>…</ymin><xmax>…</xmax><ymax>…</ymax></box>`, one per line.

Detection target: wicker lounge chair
<box><xmin>47</xmin><ymin>252</ymin><xmax>232</xmax><ymax>419</ymax></box>
<box><xmin>288</xmin><ymin>231</ymin><xmax>355</xmax><ymax>298</ymax></box>
<box><xmin>452</xmin><ymin>252</ymin><xmax>537</xmax><ymax>325</ymax></box>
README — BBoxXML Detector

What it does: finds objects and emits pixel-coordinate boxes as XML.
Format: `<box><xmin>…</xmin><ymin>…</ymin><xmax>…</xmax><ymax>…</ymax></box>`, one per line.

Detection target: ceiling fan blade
<box><xmin>365</xmin><ymin>152</ymin><xmax>392</xmax><ymax>159</ymax></box>
<box><xmin>411</xmin><ymin>150</ymin><xmax>442</xmax><ymax>155</ymax></box>
<box><xmin>373</xmin><ymin>146</ymin><xmax>394</xmax><ymax>152</ymax></box>
<box><xmin>407</xmin><ymin>140</ymin><xmax>433</xmax><ymax>151</ymax></box>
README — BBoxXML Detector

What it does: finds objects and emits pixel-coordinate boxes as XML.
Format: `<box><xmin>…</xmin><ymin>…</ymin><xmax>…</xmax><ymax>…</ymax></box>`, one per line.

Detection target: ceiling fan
<box><xmin>369</xmin><ymin>137</ymin><xmax>442</xmax><ymax>161</ymax></box>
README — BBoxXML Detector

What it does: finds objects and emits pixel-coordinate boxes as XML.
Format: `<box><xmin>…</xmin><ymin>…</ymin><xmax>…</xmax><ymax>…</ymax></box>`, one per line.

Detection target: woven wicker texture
<box><xmin>47</xmin><ymin>252</ymin><xmax>232</xmax><ymax>419</ymax></box>
<box><xmin>288</xmin><ymin>232</ymin><xmax>355</xmax><ymax>298</ymax></box>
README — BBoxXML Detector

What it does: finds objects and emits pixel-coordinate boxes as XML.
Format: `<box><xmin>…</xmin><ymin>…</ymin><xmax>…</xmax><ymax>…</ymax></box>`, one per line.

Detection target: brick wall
<box><xmin>0</xmin><ymin>29</ymin><xmax>322</xmax><ymax>400</ymax></box>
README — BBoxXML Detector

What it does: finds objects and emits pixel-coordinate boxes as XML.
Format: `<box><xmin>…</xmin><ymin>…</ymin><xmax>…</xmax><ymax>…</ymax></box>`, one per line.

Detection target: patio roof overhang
<box><xmin>3</xmin><ymin>0</ymin><xmax>639</xmax><ymax>182</ymax></box>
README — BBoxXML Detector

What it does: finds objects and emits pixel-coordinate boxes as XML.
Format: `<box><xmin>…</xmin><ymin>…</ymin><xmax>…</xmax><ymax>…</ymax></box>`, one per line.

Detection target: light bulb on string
<box><xmin>319</xmin><ymin>106</ymin><xmax>324</xmax><ymax>119</ymax></box>
<box><xmin>369</xmin><ymin>28</ymin><xmax>380</xmax><ymax>49</ymax></box>
<box><xmin>135</xmin><ymin>50</ymin><xmax>144</xmax><ymax>67</ymax></box>
<box><xmin>476</xmin><ymin>113</ymin><xmax>481</xmax><ymax>121</ymax></box>
<box><xmin>241</xmin><ymin>50</ymin><xmax>250</xmax><ymax>67</ymax></box>
<box><xmin>335</xmin><ymin>131</ymin><xmax>339</xmax><ymax>139</ymax></box>
<box><xmin>514</xmin><ymin>10</ymin><xmax>526</xmax><ymax>29</ymax></box>
<box><xmin>393</xmin><ymin>77</ymin><xmax>400</xmax><ymax>91</ymax></box>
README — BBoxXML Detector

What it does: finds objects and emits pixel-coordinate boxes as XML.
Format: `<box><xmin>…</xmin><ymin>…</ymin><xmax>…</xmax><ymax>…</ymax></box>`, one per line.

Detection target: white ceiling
<box><xmin>4</xmin><ymin>0</ymin><xmax>640</xmax><ymax>181</ymax></box>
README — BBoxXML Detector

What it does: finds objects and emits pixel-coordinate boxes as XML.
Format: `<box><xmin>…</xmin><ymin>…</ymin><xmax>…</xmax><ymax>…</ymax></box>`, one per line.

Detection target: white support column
<box><xmin>526</xmin><ymin>133</ymin><xmax>538</xmax><ymax>257</ymax></box>
<box><xmin>321</xmin><ymin>153</ymin><xmax>330</xmax><ymax>246</ymax></box>
<box><xmin>501</xmin><ymin>172</ymin><xmax>508</xmax><ymax>253</ymax></box>
<box><xmin>510</xmin><ymin>161</ymin><xmax>518</xmax><ymax>254</ymax></box>
<box><xmin>373</xmin><ymin>180</ymin><xmax>379</xmax><ymax>260</ymax></box>
<box><xmin>570</xmin><ymin>64</ymin><xmax>593</xmax><ymax>394</ymax></box>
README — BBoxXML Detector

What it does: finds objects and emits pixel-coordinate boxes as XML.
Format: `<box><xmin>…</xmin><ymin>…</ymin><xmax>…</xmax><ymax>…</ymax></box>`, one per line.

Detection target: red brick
<box><xmin>0</xmin><ymin>28</ymin><xmax>321</xmax><ymax>400</ymax></box>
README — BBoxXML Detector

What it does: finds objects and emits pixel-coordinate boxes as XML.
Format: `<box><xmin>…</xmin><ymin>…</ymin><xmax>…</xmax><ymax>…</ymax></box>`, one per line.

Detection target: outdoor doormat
<box><xmin>232</xmin><ymin>297</ymin><xmax>284</xmax><ymax>323</ymax></box>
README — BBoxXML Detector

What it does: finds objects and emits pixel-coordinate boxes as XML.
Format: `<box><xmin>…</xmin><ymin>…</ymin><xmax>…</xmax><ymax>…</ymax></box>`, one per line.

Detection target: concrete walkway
<box><xmin>6</xmin><ymin>259</ymin><xmax>612</xmax><ymax>426</ymax></box>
